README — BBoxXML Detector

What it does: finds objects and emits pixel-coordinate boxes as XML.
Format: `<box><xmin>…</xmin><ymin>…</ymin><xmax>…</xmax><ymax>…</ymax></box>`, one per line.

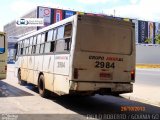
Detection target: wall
<box><xmin>136</xmin><ymin>44</ymin><xmax>160</xmax><ymax>64</ymax></box>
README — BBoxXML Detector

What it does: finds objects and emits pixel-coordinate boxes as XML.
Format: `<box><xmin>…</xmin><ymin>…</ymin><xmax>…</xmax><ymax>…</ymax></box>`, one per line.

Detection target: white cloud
<box><xmin>104</xmin><ymin>0</ymin><xmax>160</xmax><ymax>22</ymax></box>
<box><xmin>9</xmin><ymin>0</ymin><xmax>68</xmax><ymax>19</ymax></box>
<box><xmin>10</xmin><ymin>0</ymin><xmax>38</xmax><ymax>18</ymax></box>
<box><xmin>0</xmin><ymin>24</ymin><xmax>3</xmax><ymax>31</ymax></box>
<box><xmin>77</xmin><ymin>0</ymin><xmax>118</xmax><ymax>4</ymax></box>
<box><xmin>0</xmin><ymin>0</ymin><xmax>67</xmax><ymax>31</ymax></box>
<box><xmin>130</xmin><ymin>0</ymin><xmax>139</xmax><ymax>4</ymax></box>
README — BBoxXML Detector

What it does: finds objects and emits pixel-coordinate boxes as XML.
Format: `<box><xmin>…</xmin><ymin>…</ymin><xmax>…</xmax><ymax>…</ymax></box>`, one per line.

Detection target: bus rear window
<box><xmin>79</xmin><ymin>23</ymin><xmax>132</xmax><ymax>55</ymax></box>
<box><xmin>0</xmin><ymin>34</ymin><xmax>5</xmax><ymax>54</ymax></box>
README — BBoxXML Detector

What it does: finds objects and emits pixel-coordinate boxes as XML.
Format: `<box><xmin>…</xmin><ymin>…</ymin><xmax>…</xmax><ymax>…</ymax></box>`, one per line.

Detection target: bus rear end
<box><xmin>70</xmin><ymin>15</ymin><xmax>135</xmax><ymax>95</ymax></box>
<box><xmin>0</xmin><ymin>32</ymin><xmax>7</xmax><ymax>80</ymax></box>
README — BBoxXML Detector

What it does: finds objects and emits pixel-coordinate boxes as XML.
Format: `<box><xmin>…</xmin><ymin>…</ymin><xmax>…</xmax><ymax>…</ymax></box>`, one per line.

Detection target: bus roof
<box><xmin>17</xmin><ymin>14</ymin><xmax>77</xmax><ymax>41</ymax></box>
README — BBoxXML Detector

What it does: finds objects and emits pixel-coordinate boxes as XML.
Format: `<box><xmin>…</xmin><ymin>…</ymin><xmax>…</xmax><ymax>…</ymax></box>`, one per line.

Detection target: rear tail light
<box><xmin>5</xmin><ymin>65</ymin><xmax>7</xmax><ymax>71</ymax></box>
<box><xmin>131</xmin><ymin>69</ymin><xmax>135</xmax><ymax>81</ymax></box>
<box><xmin>74</xmin><ymin>68</ymin><xmax>79</xmax><ymax>79</ymax></box>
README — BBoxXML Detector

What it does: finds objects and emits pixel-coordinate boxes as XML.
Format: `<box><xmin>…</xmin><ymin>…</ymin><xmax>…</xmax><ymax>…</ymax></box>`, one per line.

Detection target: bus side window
<box><xmin>57</xmin><ymin>26</ymin><xmax>64</xmax><ymax>40</ymax></box>
<box><xmin>20</xmin><ymin>48</ymin><xmax>23</xmax><ymax>55</ymax></box>
<box><xmin>15</xmin><ymin>43</ymin><xmax>18</xmax><ymax>56</ymax></box>
<box><xmin>37</xmin><ymin>34</ymin><xmax>42</xmax><ymax>44</ymax></box>
<box><xmin>55</xmin><ymin>24</ymin><xmax>73</xmax><ymax>52</ymax></box>
<box><xmin>50</xmin><ymin>41</ymin><xmax>55</xmax><ymax>52</ymax></box>
<box><xmin>40</xmin><ymin>43</ymin><xmax>44</xmax><ymax>54</ymax></box>
<box><xmin>20</xmin><ymin>40</ymin><xmax>24</xmax><ymax>55</ymax></box>
<box><xmin>64</xmin><ymin>38</ymin><xmax>71</xmax><ymax>51</ymax></box>
<box><xmin>45</xmin><ymin>32</ymin><xmax>48</xmax><ymax>42</ymax></box>
<box><xmin>26</xmin><ymin>47</ymin><xmax>29</xmax><ymax>55</ymax></box>
<box><xmin>24</xmin><ymin>39</ymin><xmax>28</xmax><ymax>47</ymax></box>
<box><xmin>32</xmin><ymin>45</ymin><xmax>36</xmax><ymax>54</ymax></box>
<box><xmin>35</xmin><ymin>45</ymin><xmax>40</xmax><ymax>54</ymax></box>
<box><xmin>32</xmin><ymin>36</ymin><xmax>37</xmax><ymax>54</ymax></box>
<box><xmin>23</xmin><ymin>47</ymin><xmax>26</xmax><ymax>55</ymax></box>
<box><xmin>55</xmin><ymin>39</ymin><xmax>65</xmax><ymax>52</ymax></box>
<box><xmin>64</xmin><ymin>23</ymin><xmax>72</xmax><ymax>51</ymax></box>
<box><xmin>30</xmin><ymin>37</ymin><xmax>33</xmax><ymax>45</ymax></box>
<box><xmin>25</xmin><ymin>38</ymin><xmax>30</xmax><ymax>55</ymax></box>
<box><xmin>20</xmin><ymin>40</ymin><xmax>24</xmax><ymax>48</ymax></box>
<box><xmin>20</xmin><ymin>41</ymin><xmax>23</xmax><ymax>55</ymax></box>
<box><xmin>53</xmin><ymin>29</ymin><xmax>57</xmax><ymax>40</ymax></box>
<box><xmin>33</xmin><ymin>36</ymin><xmax>37</xmax><ymax>45</ymax></box>
<box><xmin>41</xmin><ymin>33</ymin><xmax>45</xmax><ymax>43</ymax></box>
<box><xmin>26</xmin><ymin>39</ymin><xmax>29</xmax><ymax>47</ymax></box>
<box><xmin>44</xmin><ymin>42</ymin><xmax>50</xmax><ymax>53</ymax></box>
<box><xmin>28</xmin><ymin>46</ymin><xmax>32</xmax><ymax>55</ymax></box>
<box><xmin>64</xmin><ymin>23</ymin><xmax>72</xmax><ymax>38</ymax></box>
<box><xmin>47</xmin><ymin>29</ymin><xmax>53</xmax><ymax>41</ymax></box>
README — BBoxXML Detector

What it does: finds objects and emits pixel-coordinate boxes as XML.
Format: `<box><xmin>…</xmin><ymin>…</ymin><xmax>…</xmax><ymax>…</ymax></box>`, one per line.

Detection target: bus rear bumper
<box><xmin>69</xmin><ymin>81</ymin><xmax>133</xmax><ymax>95</ymax></box>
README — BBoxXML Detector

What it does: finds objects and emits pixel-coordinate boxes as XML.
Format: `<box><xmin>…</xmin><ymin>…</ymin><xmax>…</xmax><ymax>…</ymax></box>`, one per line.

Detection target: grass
<box><xmin>136</xmin><ymin>64</ymin><xmax>160</xmax><ymax>68</ymax></box>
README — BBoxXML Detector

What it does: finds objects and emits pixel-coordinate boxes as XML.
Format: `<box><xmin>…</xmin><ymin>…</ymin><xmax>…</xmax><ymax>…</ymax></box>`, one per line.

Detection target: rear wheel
<box><xmin>113</xmin><ymin>93</ymin><xmax>120</xmax><ymax>97</ymax></box>
<box><xmin>18</xmin><ymin>70</ymin><xmax>22</xmax><ymax>85</ymax></box>
<box><xmin>38</xmin><ymin>75</ymin><xmax>50</xmax><ymax>98</ymax></box>
<box><xmin>18</xmin><ymin>70</ymin><xmax>27</xmax><ymax>85</ymax></box>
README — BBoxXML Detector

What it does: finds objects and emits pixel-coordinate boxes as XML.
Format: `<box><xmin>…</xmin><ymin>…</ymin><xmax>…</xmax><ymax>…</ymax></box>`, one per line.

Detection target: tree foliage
<box><xmin>155</xmin><ymin>34</ymin><xmax>160</xmax><ymax>44</ymax></box>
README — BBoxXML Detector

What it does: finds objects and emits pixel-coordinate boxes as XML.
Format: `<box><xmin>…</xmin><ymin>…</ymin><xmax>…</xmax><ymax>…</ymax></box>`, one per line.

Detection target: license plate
<box><xmin>99</xmin><ymin>72</ymin><xmax>112</xmax><ymax>80</ymax></box>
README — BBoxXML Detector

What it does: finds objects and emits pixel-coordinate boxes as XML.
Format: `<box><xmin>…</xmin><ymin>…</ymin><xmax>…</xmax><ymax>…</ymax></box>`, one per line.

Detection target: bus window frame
<box><xmin>16</xmin><ymin>22</ymin><xmax>73</xmax><ymax>55</ymax></box>
<box><xmin>47</xmin><ymin>29</ymin><xmax>54</xmax><ymax>41</ymax></box>
<box><xmin>55</xmin><ymin>23</ymin><xmax>73</xmax><ymax>53</ymax></box>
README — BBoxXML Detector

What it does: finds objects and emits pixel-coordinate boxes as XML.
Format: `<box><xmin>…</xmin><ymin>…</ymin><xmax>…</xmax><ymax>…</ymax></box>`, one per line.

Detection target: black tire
<box><xmin>38</xmin><ymin>75</ymin><xmax>49</xmax><ymax>98</ymax></box>
<box><xmin>113</xmin><ymin>93</ymin><xmax>120</xmax><ymax>97</ymax></box>
<box><xmin>18</xmin><ymin>70</ymin><xmax>27</xmax><ymax>85</ymax></box>
<box><xmin>18</xmin><ymin>70</ymin><xmax>22</xmax><ymax>85</ymax></box>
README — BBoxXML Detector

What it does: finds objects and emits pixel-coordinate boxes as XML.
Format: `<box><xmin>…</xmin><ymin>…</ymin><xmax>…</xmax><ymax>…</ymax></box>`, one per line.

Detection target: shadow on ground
<box><xmin>0</xmin><ymin>80</ymin><xmax>33</xmax><ymax>97</ymax></box>
<box><xmin>49</xmin><ymin>94</ymin><xmax>160</xmax><ymax>115</ymax></box>
<box><xmin>24</xmin><ymin>84</ymin><xmax>160</xmax><ymax>115</ymax></box>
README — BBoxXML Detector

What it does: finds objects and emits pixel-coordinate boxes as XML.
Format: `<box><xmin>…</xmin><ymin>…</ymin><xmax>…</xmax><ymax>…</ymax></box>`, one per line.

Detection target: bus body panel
<box><xmin>44</xmin><ymin>72</ymin><xmax>54</xmax><ymax>92</ymax></box>
<box><xmin>72</xmin><ymin>52</ymin><xmax>135</xmax><ymax>82</ymax></box>
<box><xmin>53</xmin><ymin>74</ymin><xmax>70</xmax><ymax>95</ymax></box>
<box><xmin>43</xmin><ymin>55</ymin><xmax>55</xmax><ymax>91</ymax></box>
<box><xmin>15</xmin><ymin>56</ymin><xmax>21</xmax><ymax>78</ymax></box>
<box><xmin>43</xmin><ymin>55</ymin><xmax>55</xmax><ymax>73</ymax></box>
<box><xmin>33</xmin><ymin>55</ymin><xmax>44</xmax><ymax>84</ymax></box>
<box><xmin>54</xmin><ymin>54</ymin><xmax>70</xmax><ymax>75</ymax></box>
<box><xmin>52</xmin><ymin>54</ymin><xmax>70</xmax><ymax>94</ymax></box>
<box><xmin>27</xmin><ymin>56</ymin><xmax>34</xmax><ymax>83</ymax></box>
<box><xmin>70</xmin><ymin>15</ymin><xmax>135</xmax><ymax>94</ymax></box>
<box><xmin>21</xmin><ymin>56</ymin><xmax>28</xmax><ymax>80</ymax></box>
<box><xmin>69</xmin><ymin>81</ymin><xmax>133</xmax><ymax>95</ymax></box>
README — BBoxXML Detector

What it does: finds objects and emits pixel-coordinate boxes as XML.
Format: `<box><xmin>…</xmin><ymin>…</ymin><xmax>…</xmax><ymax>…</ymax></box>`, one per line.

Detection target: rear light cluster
<box><xmin>5</xmin><ymin>65</ymin><xmax>7</xmax><ymax>71</ymax></box>
<box><xmin>130</xmin><ymin>69</ymin><xmax>135</xmax><ymax>81</ymax></box>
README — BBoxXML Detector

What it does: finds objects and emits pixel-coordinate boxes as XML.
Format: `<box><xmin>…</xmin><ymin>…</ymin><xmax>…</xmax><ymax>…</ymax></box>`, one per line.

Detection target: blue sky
<box><xmin>0</xmin><ymin>0</ymin><xmax>160</xmax><ymax>31</ymax></box>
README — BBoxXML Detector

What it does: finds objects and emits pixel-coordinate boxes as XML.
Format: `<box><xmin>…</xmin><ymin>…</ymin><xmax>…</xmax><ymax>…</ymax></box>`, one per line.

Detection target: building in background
<box><xmin>4</xmin><ymin>9</ymin><xmax>37</xmax><ymax>37</ymax></box>
<box><xmin>4</xmin><ymin>6</ymin><xmax>160</xmax><ymax>63</ymax></box>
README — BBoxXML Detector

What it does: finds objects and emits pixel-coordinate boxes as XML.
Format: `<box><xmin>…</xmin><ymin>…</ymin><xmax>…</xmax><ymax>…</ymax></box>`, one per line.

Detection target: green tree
<box><xmin>144</xmin><ymin>38</ymin><xmax>152</xmax><ymax>44</ymax></box>
<box><xmin>155</xmin><ymin>34</ymin><xmax>160</xmax><ymax>44</ymax></box>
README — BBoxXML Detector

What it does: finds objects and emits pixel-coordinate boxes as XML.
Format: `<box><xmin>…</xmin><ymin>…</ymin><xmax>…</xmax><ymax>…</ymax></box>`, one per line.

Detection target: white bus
<box><xmin>0</xmin><ymin>32</ymin><xmax>7</xmax><ymax>80</ymax></box>
<box><xmin>15</xmin><ymin>14</ymin><xmax>135</xmax><ymax>97</ymax></box>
